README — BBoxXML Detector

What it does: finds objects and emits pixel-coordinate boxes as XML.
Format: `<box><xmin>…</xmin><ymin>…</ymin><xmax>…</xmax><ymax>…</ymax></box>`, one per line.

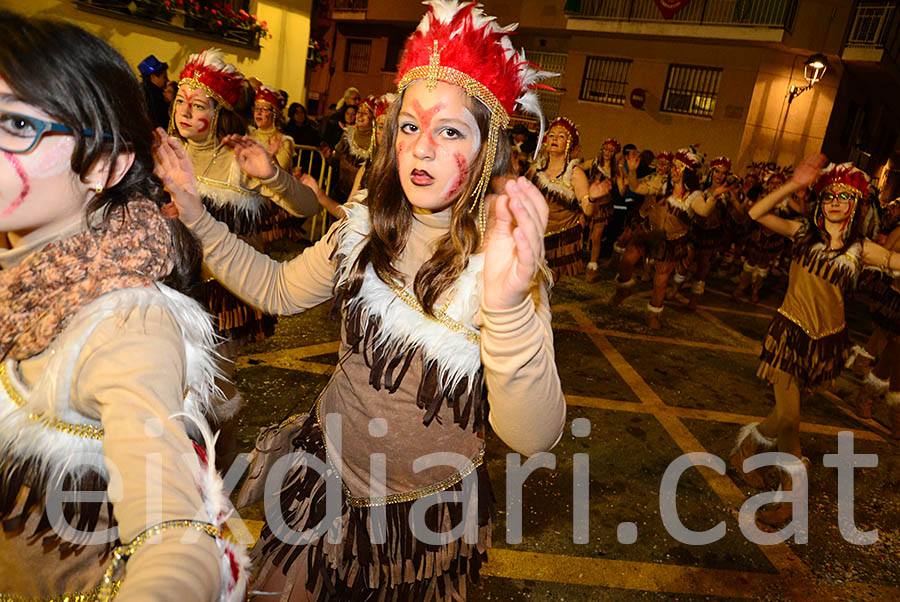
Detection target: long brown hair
<box><xmin>336</xmin><ymin>90</ymin><xmax>511</xmax><ymax>315</ymax></box>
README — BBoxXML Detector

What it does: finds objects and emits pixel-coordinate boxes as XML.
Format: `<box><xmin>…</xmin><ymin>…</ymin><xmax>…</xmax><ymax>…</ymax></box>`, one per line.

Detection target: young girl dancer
<box><xmin>730</xmin><ymin>154</ymin><xmax>899</xmax><ymax>523</ymax></box>
<box><xmin>0</xmin><ymin>12</ymin><xmax>246</xmax><ymax>599</ymax></box>
<box><xmin>527</xmin><ymin>117</ymin><xmax>610</xmax><ymax>281</ymax></box>
<box><xmin>155</xmin><ymin>1</ymin><xmax>567</xmax><ymax>599</ymax></box>
<box><xmin>584</xmin><ymin>138</ymin><xmax>623</xmax><ymax>281</ymax></box>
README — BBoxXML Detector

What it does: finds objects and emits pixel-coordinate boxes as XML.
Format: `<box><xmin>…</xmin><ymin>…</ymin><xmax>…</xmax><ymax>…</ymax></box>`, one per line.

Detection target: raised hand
<box><xmin>482</xmin><ymin>176</ymin><xmax>549</xmax><ymax>311</ymax></box>
<box><xmin>626</xmin><ymin>149</ymin><xmax>640</xmax><ymax>172</ymax></box>
<box><xmin>792</xmin><ymin>152</ymin><xmax>827</xmax><ymax>188</ymax></box>
<box><xmin>590</xmin><ymin>177</ymin><xmax>613</xmax><ymax>199</ymax></box>
<box><xmin>222</xmin><ymin>134</ymin><xmax>277</xmax><ymax>180</ymax></box>
<box><xmin>153</xmin><ymin>128</ymin><xmax>204</xmax><ymax>223</ymax></box>
<box><xmin>299</xmin><ymin>173</ymin><xmax>322</xmax><ymax>196</ymax></box>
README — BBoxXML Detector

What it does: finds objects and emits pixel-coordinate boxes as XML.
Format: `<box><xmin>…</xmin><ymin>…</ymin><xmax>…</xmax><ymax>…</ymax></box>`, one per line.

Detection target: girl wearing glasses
<box><xmin>0</xmin><ymin>12</ymin><xmax>247</xmax><ymax>599</ymax></box>
<box><xmin>730</xmin><ymin>153</ymin><xmax>899</xmax><ymax>525</ymax></box>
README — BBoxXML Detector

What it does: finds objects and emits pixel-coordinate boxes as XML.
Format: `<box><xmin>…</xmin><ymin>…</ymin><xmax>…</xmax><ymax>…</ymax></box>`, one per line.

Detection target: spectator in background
<box><xmin>510</xmin><ymin>122</ymin><xmax>536</xmax><ymax>156</ymax></box>
<box><xmin>284</xmin><ymin>102</ymin><xmax>321</xmax><ymax>147</ymax></box>
<box><xmin>163</xmin><ymin>80</ymin><xmax>178</xmax><ymax>105</ymax></box>
<box><xmin>334</xmin><ymin>85</ymin><xmax>361</xmax><ymax>111</ymax></box>
<box><xmin>137</xmin><ymin>54</ymin><xmax>169</xmax><ymax>129</ymax></box>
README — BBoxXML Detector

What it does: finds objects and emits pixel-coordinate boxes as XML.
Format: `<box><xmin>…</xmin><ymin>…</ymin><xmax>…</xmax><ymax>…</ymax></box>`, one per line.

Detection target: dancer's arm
<box><xmin>300</xmin><ymin>172</ymin><xmax>346</xmax><ymax>219</ymax></box>
<box><xmin>481</xmin><ymin>177</ymin><xmax>566</xmax><ymax>456</ymax></box>
<box><xmin>625</xmin><ymin>150</ymin><xmax>652</xmax><ymax>195</ymax></box>
<box><xmin>73</xmin><ymin>306</ymin><xmax>222</xmax><ymax>600</ymax></box>
<box><xmin>573</xmin><ymin>165</ymin><xmax>612</xmax><ymax>217</ymax></box>
<box><xmin>748</xmin><ymin>153</ymin><xmax>825</xmax><ymax>237</ymax></box>
<box><xmin>884</xmin><ymin>225</ymin><xmax>900</xmax><ymax>252</ymax></box>
<box><xmin>156</xmin><ymin>131</ymin><xmax>335</xmax><ymax>314</ymax></box>
<box><xmin>862</xmin><ymin>239</ymin><xmax>900</xmax><ymax>272</ymax></box>
<box><xmin>223</xmin><ymin>134</ymin><xmax>319</xmax><ymax>218</ymax></box>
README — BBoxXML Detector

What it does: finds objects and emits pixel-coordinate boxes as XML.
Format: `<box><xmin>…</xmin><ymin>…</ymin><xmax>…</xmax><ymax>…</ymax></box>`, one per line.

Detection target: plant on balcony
<box><xmin>181</xmin><ymin>1</ymin><xmax>270</xmax><ymax>41</ymax></box>
<box><xmin>307</xmin><ymin>37</ymin><xmax>329</xmax><ymax>69</ymax></box>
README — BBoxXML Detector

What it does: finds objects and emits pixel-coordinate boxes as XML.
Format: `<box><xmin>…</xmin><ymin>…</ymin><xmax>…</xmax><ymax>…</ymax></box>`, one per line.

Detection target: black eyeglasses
<box><xmin>820</xmin><ymin>191</ymin><xmax>857</xmax><ymax>206</ymax></box>
<box><xmin>0</xmin><ymin>110</ymin><xmax>106</xmax><ymax>154</ymax></box>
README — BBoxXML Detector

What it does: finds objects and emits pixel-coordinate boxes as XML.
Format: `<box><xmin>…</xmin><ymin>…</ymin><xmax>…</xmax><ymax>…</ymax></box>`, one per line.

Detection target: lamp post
<box><xmin>788</xmin><ymin>53</ymin><xmax>828</xmax><ymax>103</ymax></box>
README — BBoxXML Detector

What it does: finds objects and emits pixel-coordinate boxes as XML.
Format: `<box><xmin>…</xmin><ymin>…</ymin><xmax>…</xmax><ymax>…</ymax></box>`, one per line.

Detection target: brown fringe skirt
<box><xmin>591</xmin><ymin>202</ymin><xmax>615</xmax><ymax>225</ymax></box>
<box><xmin>651</xmin><ymin>235</ymin><xmax>691</xmax><ymax>264</ymax></box>
<box><xmin>692</xmin><ymin>225</ymin><xmax>724</xmax><ymax>253</ymax></box>
<box><xmin>250</xmin><ymin>413</ymin><xmax>494</xmax><ymax>601</ymax></box>
<box><xmin>757</xmin><ymin>312</ymin><xmax>849</xmax><ymax>388</ymax></box>
<box><xmin>745</xmin><ymin>230</ymin><xmax>784</xmax><ymax>268</ymax></box>
<box><xmin>545</xmin><ymin>224</ymin><xmax>584</xmax><ymax>281</ymax></box>
<box><xmin>867</xmin><ymin>274</ymin><xmax>900</xmax><ymax>336</ymax></box>
<box><xmin>200</xmin><ymin>279</ymin><xmax>276</xmax><ymax>342</ymax></box>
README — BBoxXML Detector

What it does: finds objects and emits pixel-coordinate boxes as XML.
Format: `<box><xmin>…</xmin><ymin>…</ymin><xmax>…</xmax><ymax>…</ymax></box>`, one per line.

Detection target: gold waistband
<box><xmin>777</xmin><ymin>307</ymin><xmax>846</xmax><ymax>340</ymax></box>
<box><xmin>315</xmin><ymin>397</ymin><xmax>485</xmax><ymax>508</ymax></box>
<box><xmin>0</xmin><ymin>584</ymin><xmax>120</xmax><ymax>602</ymax></box>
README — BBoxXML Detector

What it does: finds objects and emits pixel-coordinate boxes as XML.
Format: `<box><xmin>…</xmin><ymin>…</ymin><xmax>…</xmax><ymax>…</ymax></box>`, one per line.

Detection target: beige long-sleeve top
<box><xmin>0</xmin><ymin>221</ymin><xmax>221</xmax><ymax>601</ymax></box>
<box><xmin>248</xmin><ymin>125</ymin><xmax>296</xmax><ymax>171</ymax></box>
<box><xmin>187</xmin><ymin>206</ymin><xmax>566</xmax><ymax>466</ymax></box>
<box><xmin>185</xmin><ymin>137</ymin><xmax>317</xmax><ymax>219</ymax></box>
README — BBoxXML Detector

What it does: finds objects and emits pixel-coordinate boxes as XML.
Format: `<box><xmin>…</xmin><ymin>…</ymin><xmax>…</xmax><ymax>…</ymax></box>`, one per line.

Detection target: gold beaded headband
<box><xmin>179</xmin><ymin>76</ymin><xmax>233</xmax><ymax>111</ymax></box>
<box><xmin>398</xmin><ymin>41</ymin><xmax>510</xmax><ymax>236</ymax></box>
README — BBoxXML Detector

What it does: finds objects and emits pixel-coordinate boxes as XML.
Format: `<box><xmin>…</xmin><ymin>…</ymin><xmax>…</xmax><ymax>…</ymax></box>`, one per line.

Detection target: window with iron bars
<box><xmin>661</xmin><ymin>64</ymin><xmax>721</xmax><ymax>118</ymax></box>
<box><xmin>344</xmin><ymin>39</ymin><xmax>371</xmax><ymax>74</ymax></box>
<box><xmin>579</xmin><ymin>56</ymin><xmax>631</xmax><ymax>105</ymax></box>
<box><xmin>528</xmin><ymin>51</ymin><xmax>567</xmax><ymax>120</ymax></box>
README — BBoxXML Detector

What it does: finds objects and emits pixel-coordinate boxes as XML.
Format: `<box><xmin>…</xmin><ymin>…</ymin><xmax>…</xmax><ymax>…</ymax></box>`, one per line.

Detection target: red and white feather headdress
<box><xmin>673</xmin><ymin>147</ymin><xmax>702</xmax><ymax>171</ymax></box>
<box><xmin>396</xmin><ymin>0</ymin><xmax>554</xmax><ymax>233</ymax></box>
<box><xmin>374</xmin><ymin>93</ymin><xmax>398</xmax><ymax>120</ymax></box>
<box><xmin>814</xmin><ymin>162</ymin><xmax>871</xmax><ymax>199</ymax></box>
<box><xmin>178</xmin><ymin>48</ymin><xmax>244</xmax><ymax>111</ymax></box>
<box><xmin>710</xmin><ymin>156</ymin><xmax>731</xmax><ymax>171</ymax></box>
<box><xmin>548</xmin><ymin>117</ymin><xmax>579</xmax><ymax>148</ymax></box>
<box><xmin>255</xmin><ymin>85</ymin><xmax>284</xmax><ymax>113</ymax></box>
<box><xmin>601</xmin><ymin>138</ymin><xmax>621</xmax><ymax>153</ymax></box>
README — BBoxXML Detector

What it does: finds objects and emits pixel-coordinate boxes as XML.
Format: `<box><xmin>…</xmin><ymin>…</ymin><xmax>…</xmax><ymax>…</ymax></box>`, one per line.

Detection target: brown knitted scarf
<box><xmin>0</xmin><ymin>199</ymin><xmax>175</xmax><ymax>361</ymax></box>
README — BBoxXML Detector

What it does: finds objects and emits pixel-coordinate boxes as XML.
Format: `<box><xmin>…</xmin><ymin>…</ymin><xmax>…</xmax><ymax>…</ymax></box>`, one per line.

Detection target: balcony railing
<box><xmin>75</xmin><ymin>0</ymin><xmax>265</xmax><ymax>50</ymax></box>
<box><xmin>567</xmin><ymin>0</ymin><xmax>797</xmax><ymax>29</ymax></box>
<box><xmin>845</xmin><ymin>3</ymin><xmax>898</xmax><ymax>60</ymax></box>
<box><xmin>333</xmin><ymin>0</ymin><xmax>368</xmax><ymax>10</ymax></box>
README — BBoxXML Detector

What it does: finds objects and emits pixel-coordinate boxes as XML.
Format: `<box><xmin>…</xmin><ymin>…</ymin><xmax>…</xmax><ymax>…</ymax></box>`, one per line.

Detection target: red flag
<box><xmin>655</xmin><ymin>0</ymin><xmax>692</xmax><ymax>20</ymax></box>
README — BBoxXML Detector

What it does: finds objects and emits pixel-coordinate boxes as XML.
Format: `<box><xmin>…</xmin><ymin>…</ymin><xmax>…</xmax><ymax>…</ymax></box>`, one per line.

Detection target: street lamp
<box><xmin>788</xmin><ymin>53</ymin><xmax>828</xmax><ymax>103</ymax></box>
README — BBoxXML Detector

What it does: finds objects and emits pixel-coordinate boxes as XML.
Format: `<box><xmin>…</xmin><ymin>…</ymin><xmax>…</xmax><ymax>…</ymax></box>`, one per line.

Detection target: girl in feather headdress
<box><xmin>154</xmin><ymin>1</ymin><xmax>566</xmax><ymax>599</ymax></box>
<box><xmin>730</xmin><ymin>153</ymin><xmax>900</xmax><ymax>525</ymax></box>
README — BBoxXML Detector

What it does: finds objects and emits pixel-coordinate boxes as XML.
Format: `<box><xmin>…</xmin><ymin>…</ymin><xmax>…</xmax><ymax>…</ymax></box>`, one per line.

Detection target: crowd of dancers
<box><xmin>1</xmin><ymin>0</ymin><xmax>899</xmax><ymax>600</ymax></box>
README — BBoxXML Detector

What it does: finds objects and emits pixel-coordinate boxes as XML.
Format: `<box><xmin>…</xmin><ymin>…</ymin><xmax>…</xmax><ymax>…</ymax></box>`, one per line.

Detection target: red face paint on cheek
<box><xmin>1</xmin><ymin>151</ymin><xmax>30</xmax><ymax>218</ymax></box>
<box><xmin>448</xmin><ymin>151</ymin><xmax>469</xmax><ymax>198</ymax></box>
<box><xmin>197</xmin><ymin>118</ymin><xmax>210</xmax><ymax>133</ymax></box>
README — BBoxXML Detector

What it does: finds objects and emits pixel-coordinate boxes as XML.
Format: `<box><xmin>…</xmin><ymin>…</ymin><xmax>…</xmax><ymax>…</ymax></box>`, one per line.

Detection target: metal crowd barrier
<box><xmin>295</xmin><ymin>144</ymin><xmax>334</xmax><ymax>241</ymax></box>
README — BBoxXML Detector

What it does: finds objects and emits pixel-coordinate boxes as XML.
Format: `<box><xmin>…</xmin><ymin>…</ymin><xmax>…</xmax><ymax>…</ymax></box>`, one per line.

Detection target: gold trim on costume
<box><xmin>0</xmin><ymin>362</ymin><xmax>104</xmax><ymax>440</ymax></box>
<box><xmin>544</xmin><ymin>223</ymin><xmax>582</xmax><ymax>238</ymax></box>
<box><xmin>777</xmin><ymin>308</ymin><xmax>846</xmax><ymax>340</ymax></box>
<box><xmin>179</xmin><ymin>76</ymin><xmax>233</xmax><ymax>111</ymax></box>
<box><xmin>0</xmin><ymin>583</ymin><xmax>121</xmax><ymax>602</ymax></box>
<box><xmin>314</xmin><ymin>398</ymin><xmax>485</xmax><ymax>508</ymax></box>
<box><xmin>388</xmin><ymin>283</ymin><xmax>481</xmax><ymax>345</ymax></box>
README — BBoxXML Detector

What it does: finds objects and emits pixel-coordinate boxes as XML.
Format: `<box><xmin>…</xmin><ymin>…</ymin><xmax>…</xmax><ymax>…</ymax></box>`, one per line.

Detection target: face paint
<box><xmin>197</xmin><ymin>118</ymin><xmax>210</xmax><ymax>133</ymax></box>
<box><xmin>411</xmin><ymin>99</ymin><xmax>444</xmax><ymax>148</ymax></box>
<box><xmin>447</xmin><ymin>151</ymin><xmax>469</xmax><ymax>199</ymax></box>
<box><xmin>0</xmin><ymin>151</ymin><xmax>29</xmax><ymax>217</ymax></box>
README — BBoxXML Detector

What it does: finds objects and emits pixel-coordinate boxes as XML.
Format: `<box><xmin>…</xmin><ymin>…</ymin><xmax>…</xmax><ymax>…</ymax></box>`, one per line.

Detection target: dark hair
<box><xmin>0</xmin><ymin>10</ymin><xmax>200</xmax><ymax>293</ymax></box>
<box><xmin>337</xmin><ymin>89</ymin><xmax>511</xmax><ymax>315</ymax></box>
<box><xmin>288</xmin><ymin>102</ymin><xmax>307</xmax><ymax>121</ymax></box>
<box><xmin>682</xmin><ymin>167</ymin><xmax>701</xmax><ymax>192</ymax></box>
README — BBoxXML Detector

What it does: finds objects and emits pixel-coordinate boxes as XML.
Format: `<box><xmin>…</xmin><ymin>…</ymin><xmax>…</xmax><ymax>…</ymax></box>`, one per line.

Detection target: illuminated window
<box><xmin>661</xmin><ymin>64</ymin><xmax>721</xmax><ymax>118</ymax></box>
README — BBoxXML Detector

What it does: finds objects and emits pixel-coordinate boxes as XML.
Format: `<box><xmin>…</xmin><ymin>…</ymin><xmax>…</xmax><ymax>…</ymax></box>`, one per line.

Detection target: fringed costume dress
<box><xmin>692</xmin><ymin>186</ymin><xmax>727</xmax><ymax>256</ymax></box>
<box><xmin>757</xmin><ymin>221</ymin><xmax>861</xmax><ymax>388</ymax></box>
<box><xmin>0</xmin><ymin>208</ymin><xmax>249</xmax><ymax>600</ymax></box>
<box><xmin>862</xmin><ymin>200</ymin><xmax>900</xmax><ymax>338</ymax></box>
<box><xmin>745</xmin><ymin>200</ymin><xmax>798</xmax><ymax>274</ymax></box>
<box><xmin>531</xmin><ymin>159</ymin><xmax>586</xmax><ymax>280</ymax></box>
<box><xmin>626</xmin><ymin>173</ymin><xmax>668</xmax><ymax>253</ymax></box>
<box><xmin>184</xmin><ymin>137</ymin><xmax>317</xmax><ymax>342</ymax></box>
<box><xmin>333</xmin><ymin>126</ymin><xmax>373</xmax><ymax>202</ymax></box>
<box><xmin>643</xmin><ymin>189</ymin><xmax>703</xmax><ymax>265</ymax></box>
<box><xmin>249</xmin><ymin>124</ymin><xmax>300</xmax><ymax>244</ymax></box>
<box><xmin>185</xmin><ymin>200</ymin><xmax>565</xmax><ymax>601</ymax></box>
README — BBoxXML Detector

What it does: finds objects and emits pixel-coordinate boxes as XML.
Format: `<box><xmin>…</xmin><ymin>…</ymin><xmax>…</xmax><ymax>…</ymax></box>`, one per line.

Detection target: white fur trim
<box><xmin>344</xmin><ymin>126</ymin><xmax>372</xmax><ymax>162</ymax></box>
<box><xmin>198</xmin><ymin>176</ymin><xmax>268</xmax><ymax>223</ymax></box>
<box><xmin>647</xmin><ymin>303</ymin><xmax>664</xmax><ymax>314</ymax></box>
<box><xmin>844</xmin><ymin>344</ymin><xmax>875</xmax><ymax>368</ymax></box>
<box><xmin>533</xmin><ymin>159</ymin><xmax>580</xmax><ymax>202</ymax></box>
<box><xmin>613</xmin><ymin>244</ymin><xmax>626</xmax><ymax>255</ymax></box>
<box><xmin>616</xmin><ymin>278</ymin><xmax>636</xmax><ymax>289</ymax></box>
<box><xmin>586</xmin><ymin>262</ymin><xmax>598</xmax><ymax>271</ymax></box>
<box><xmin>743</xmin><ymin>261</ymin><xmax>755</xmax><ymax>273</ymax></box>
<box><xmin>334</xmin><ymin>202</ymin><xmax>484</xmax><ymax>395</ymax></box>
<box><xmin>886</xmin><ymin>391</ymin><xmax>900</xmax><ymax>407</ymax></box>
<box><xmin>730</xmin><ymin>422</ymin><xmax>775</xmax><ymax>458</ymax></box>
<box><xmin>0</xmin><ymin>285</ymin><xmax>222</xmax><ymax>485</ymax></box>
<box><xmin>212</xmin><ymin>393</ymin><xmax>244</xmax><ymax>423</ymax></box>
<box><xmin>691</xmin><ymin>280</ymin><xmax>706</xmax><ymax>295</ymax></box>
<box><xmin>863</xmin><ymin>370</ymin><xmax>890</xmax><ymax>394</ymax></box>
<box><xmin>672</xmin><ymin>272</ymin><xmax>686</xmax><ymax>284</ymax></box>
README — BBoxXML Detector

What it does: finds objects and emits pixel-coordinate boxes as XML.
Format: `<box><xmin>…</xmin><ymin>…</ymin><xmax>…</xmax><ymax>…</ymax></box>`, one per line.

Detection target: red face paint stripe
<box><xmin>197</xmin><ymin>118</ymin><xmax>210</xmax><ymax>133</ymax></box>
<box><xmin>1</xmin><ymin>151</ymin><xmax>30</xmax><ymax>218</ymax></box>
<box><xmin>411</xmin><ymin>99</ymin><xmax>444</xmax><ymax>147</ymax></box>
<box><xmin>449</xmin><ymin>151</ymin><xmax>469</xmax><ymax>199</ymax></box>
